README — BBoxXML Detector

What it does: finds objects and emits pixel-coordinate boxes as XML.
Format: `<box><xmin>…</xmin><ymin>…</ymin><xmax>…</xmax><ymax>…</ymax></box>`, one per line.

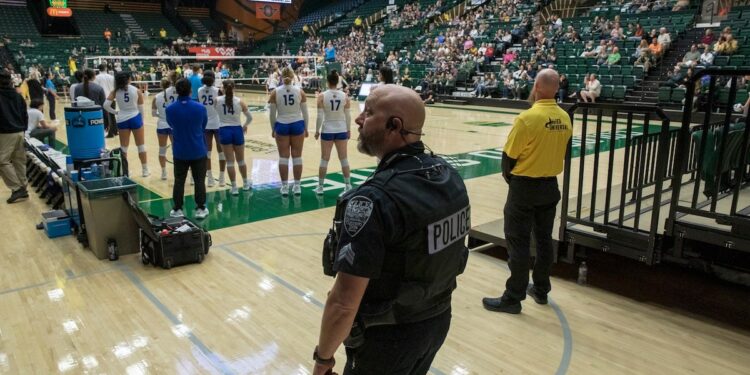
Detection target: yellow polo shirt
<box><xmin>503</xmin><ymin>99</ymin><xmax>573</xmax><ymax>177</ymax></box>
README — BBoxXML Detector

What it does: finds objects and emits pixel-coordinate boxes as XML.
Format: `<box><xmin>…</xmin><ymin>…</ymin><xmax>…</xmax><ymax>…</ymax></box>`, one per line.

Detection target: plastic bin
<box><xmin>78</xmin><ymin>177</ymin><xmax>140</xmax><ymax>260</ymax></box>
<box><xmin>42</xmin><ymin>210</ymin><xmax>72</xmax><ymax>238</ymax></box>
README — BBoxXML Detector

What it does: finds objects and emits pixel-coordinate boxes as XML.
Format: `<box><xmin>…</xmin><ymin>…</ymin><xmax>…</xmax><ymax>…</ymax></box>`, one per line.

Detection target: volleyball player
<box><xmin>215</xmin><ymin>80</ymin><xmax>253</xmax><ymax>195</ymax></box>
<box><xmin>104</xmin><ymin>72</ymin><xmax>149</xmax><ymax>177</ymax></box>
<box><xmin>151</xmin><ymin>78</ymin><xmax>173</xmax><ymax>180</ymax></box>
<box><xmin>198</xmin><ymin>70</ymin><xmax>226</xmax><ymax>187</ymax></box>
<box><xmin>314</xmin><ymin>70</ymin><xmax>352</xmax><ymax>195</ymax></box>
<box><xmin>269</xmin><ymin>66</ymin><xmax>309</xmax><ymax>196</ymax></box>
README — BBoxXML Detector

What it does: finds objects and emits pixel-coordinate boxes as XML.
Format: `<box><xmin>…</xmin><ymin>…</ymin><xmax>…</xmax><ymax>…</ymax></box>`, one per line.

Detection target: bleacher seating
<box><xmin>0</xmin><ymin>5</ymin><xmax>39</xmax><ymax>36</ymax></box>
<box><xmin>291</xmin><ymin>0</ymin><xmax>364</xmax><ymax>32</ymax></box>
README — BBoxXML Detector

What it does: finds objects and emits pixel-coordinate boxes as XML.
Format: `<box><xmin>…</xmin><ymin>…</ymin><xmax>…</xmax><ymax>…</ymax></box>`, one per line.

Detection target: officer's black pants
<box><xmin>344</xmin><ymin>309</ymin><xmax>451</xmax><ymax>375</ymax></box>
<box><xmin>503</xmin><ymin>177</ymin><xmax>560</xmax><ymax>302</ymax></box>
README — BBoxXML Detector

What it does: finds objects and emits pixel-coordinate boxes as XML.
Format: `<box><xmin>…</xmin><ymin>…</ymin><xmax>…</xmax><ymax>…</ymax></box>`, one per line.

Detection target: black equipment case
<box><xmin>126</xmin><ymin>194</ymin><xmax>211</xmax><ymax>269</ymax></box>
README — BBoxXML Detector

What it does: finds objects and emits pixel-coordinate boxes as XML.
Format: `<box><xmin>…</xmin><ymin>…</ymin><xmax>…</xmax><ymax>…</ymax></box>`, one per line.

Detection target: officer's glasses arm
<box><xmin>317</xmin><ymin>273</ymin><xmax>369</xmax><ymax>359</ymax></box>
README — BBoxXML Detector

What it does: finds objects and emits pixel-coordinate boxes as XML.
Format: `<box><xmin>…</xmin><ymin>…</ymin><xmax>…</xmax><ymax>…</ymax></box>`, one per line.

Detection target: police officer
<box><xmin>483</xmin><ymin>69</ymin><xmax>572</xmax><ymax>314</ymax></box>
<box><xmin>314</xmin><ymin>85</ymin><xmax>470</xmax><ymax>375</ymax></box>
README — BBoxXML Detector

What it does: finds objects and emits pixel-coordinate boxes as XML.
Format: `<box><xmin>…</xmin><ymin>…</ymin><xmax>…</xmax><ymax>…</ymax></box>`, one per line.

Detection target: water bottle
<box><xmin>577</xmin><ymin>261</ymin><xmax>588</xmax><ymax>285</ymax></box>
<box><xmin>66</xmin><ymin>155</ymin><xmax>74</xmax><ymax>176</ymax></box>
<box><xmin>91</xmin><ymin>163</ymin><xmax>99</xmax><ymax>179</ymax></box>
<box><xmin>108</xmin><ymin>239</ymin><xmax>119</xmax><ymax>261</ymax></box>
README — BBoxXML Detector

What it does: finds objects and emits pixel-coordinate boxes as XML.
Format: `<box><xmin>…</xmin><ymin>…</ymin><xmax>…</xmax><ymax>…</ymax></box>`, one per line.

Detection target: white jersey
<box><xmin>198</xmin><ymin>86</ymin><xmax>220</xmax><ymax>130</ymax></box>
<box><xmin>154</xmin><ymin>90</ymin><xmax>170</xmax><ymax>129</ymax></box>
<box><xmin>114</xmin><ymin>85</ymin><xmax>140</xmax><ymax>122</ymax></box>
<box><xmin>215</xmin><ymin>95</ymin><xmax>242</xmax><ymax>126</ymax></box>
<box><xmin>321</xmin><ymin>89</ymin><xmax>347</xmax><ymax>133</ymax></box>
<box><xmin>268</xmin><ymin>73</ymin><xmax>279</xmax><ymax>89</ymax></box>
<box><xmin>165</xmin><ymin>86</ymin><xmax>178</xmax><ymax>105</ymax></box>
<box><xmin>274</xmin><ymin>84</ymin><xmax>304</xmax><ymax>124</ymax></box>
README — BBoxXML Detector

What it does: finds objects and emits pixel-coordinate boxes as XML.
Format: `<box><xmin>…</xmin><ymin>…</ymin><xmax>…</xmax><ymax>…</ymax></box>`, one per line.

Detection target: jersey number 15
<box><xmin>283</xmin><ymin>94</ymin><xmax>295</xmax><ymax>106</ymax></box>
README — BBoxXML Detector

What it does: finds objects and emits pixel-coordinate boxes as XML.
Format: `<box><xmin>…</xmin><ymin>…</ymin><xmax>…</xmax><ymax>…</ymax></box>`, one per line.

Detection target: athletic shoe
<box><xmin>280</xmin><ymin>184</ymin><xmax>289</xmax><ymax>196</ymax></box>
<box><xmin>169</xmin><ymin>209</ymin><xmax>184</xmax><ymax>218</ymax></box>
<box><xmin>207</xmin><ymin>176</ymin><xmax>215</xmax><ymax>187</ymax></box>
<box><xmin>292</xmin><ymin>184</ymin><xmax>301</xmax><ymax>196</ymax></box>
<box><xmin>314</xmin><ymin>185</ymin><xmax>324</xmax><ymax>195</ymax></box>
<box><xmin>142</xmin><ymin>168</ymin><xmax>150</xmax><ymax>177</ymax></box>
<box><xmin>160</xmin><ymin>169</ymin><xmax>167</xmax><ymax>180</ymax></box>
<box><xmin>482</xmin><ymin>296</ymin><xmax>522</xmax><ymax>314</ymax></box>
<box><xmin>231</xmin><ymin>186</ymin><xmax>239</xmax><ymax>196</ymax></box>
<box><xmin>194</xmin><ymin>208</ymin><xmax>209</xmax><ymax>219</ymax></box>
<box><xmin>6</xmin><ymin>188</ymin><xmax>29</xmax><ymax>204</ymax></box>
<box><xmin>218</xmin><ymin>176</ymin><xmax>226</xmax><ymax>187</ymax></box>
<box><xmin>243</xmin><ymin>180</ymin><xmax>252</xmax><ymax>191</ymax></box>
<box><xmin>345</xmin><ymin>183</ymin><xmax>353</xmax><ymax>191</ymax></box>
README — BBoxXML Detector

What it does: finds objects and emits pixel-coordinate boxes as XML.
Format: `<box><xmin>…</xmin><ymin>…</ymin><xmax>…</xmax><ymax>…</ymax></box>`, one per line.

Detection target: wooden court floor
<box><xmin>1</xmin><ymin>93</ymin><xmax>749</xmax><ymax>374</ymax></box>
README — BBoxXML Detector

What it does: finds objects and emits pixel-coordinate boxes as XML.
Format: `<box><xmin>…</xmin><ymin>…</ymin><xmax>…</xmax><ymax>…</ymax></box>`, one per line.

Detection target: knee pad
<box><xmin>159</xmin><ymin>146</ymin><xmax>168</xmax><ymax>157</ymax></box>
<box><xmin>319</xmin><ymin>159</ymin><xmax>329</xmax><ymax>168</ymax></box>
<box><xmin>137</xmin><ymin>144</ymin><xmax>147</xmax><ymax>154</ymax></box>
<box><xmin>218</xmin><ymin>152</ymin><xmax>226</xmax><ymax>161</ymax></box>
<box><xmin>237</xmin><ymin>160</ymin><xmax>246</xmax><ymax>167</ymax></box>
<box><xmin>226</xmin><ymin>161</ymin><xmax>235</xmax><ymax>169</ymax></box>
<box><xmin>340</xmin><ymin>158</ymin><xmax>349</xmax><ymax>168</ymax></box>
<box><xmin>120</xmin><ymin>146</ymin><xmax>129</xmax><ymax>154</ymax></box>
<box><xmin>292</xmin><ymin>157</ymin><xmax>303</xmax><ymax>166</ymax></box>
<box><xmin>279</xmin><ymin>157</ymin><xmax>289</xmax><ymax>166</ymax></box>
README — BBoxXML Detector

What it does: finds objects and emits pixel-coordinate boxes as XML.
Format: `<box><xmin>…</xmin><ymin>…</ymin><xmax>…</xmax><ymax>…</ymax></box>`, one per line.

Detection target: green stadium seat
<box><xmin>611</xmin><ymin>75</ymin><xmax>623</xmax><ymax>85</ymax></box>
<box><xmin>613</xmin><ymin>85</ymin><xmax>626</xmax><ymax>101</ymax></box>
<box><xmin>621</xmin><ymin>65</ymin><xmax>633</xmax><ymax>76</ymax></box>
<box><xmin>737</xmin><ymin>89</ymin><xmax>749</xmax><ymax>106</ymax></box>
<box><xmin>714</xmin><ymin>56</ymin><xmax>730</xmax><ymax>67</ymax></box>
<box><xmin>601</xmin><ymin>85</ymin><xmax>614</xmax><ymax>99</ymax></box>
<box><xmin>658</xmin><ymin>87</ymin><xmax>672</xmax><ymax>103</ymax></box>
<box><xmin>623</xmin><ymin>75</ymin><xmax>636</xmax><ymax>87</ymax></box>
<box><xmin>671</xmin><ymin>88</ymin><xmax>687</xmax><ymax>103</ymax></box>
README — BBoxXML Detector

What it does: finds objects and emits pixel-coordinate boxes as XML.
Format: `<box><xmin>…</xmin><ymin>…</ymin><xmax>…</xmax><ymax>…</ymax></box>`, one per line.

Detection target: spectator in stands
<box><xmin>661</xmin><ymin>66</ymin><xmax>686</xmax><ymax>88</ymax></box>
<box><xmin>103</xmin><ymin>28</ymin><xmax>112</xmax><ymax>43</ymax></box>
<box><xmin>483</xmin><ymin>74</ymin><xmax>498</xmax><ymax>98</ymax></box>
<box><xmin>558</xmin><ymin>74</ymin><xmax>569</xmax><ymax>103</ymax></box>
<box><xmin>513</xmin><ymin>72</ymin><xmax>530</xmax><ymax>100</ymax></box>
<box><xmin>579</xmin><ymin>73</ymin><xmax>601</xmax><ymax>103</ymax></box>
<box><xmin>714</xmin><ymin>34</ymin><xmax>738</xmax><ymax>55</ymax></box>
<box><xmin>160</xmin><ymin>27</ymin><xmax>167</xmax><ymax>40</ymax></box>
<box><xmin>44</xmin><ymin>72</ymin><xmax>59</xmax><ymax>122</ymax></box>
<box><xmin>657</xmin><ymin>27</ymin><xmax>671</xmax><ymax>49</ymax></box>
<box><xmin>581</xmin><ymin>41</ymin><xmax>597</xmax><ymax>58</ymax></box>
<box><xmin>606</xmin><ymin>47</ymin><xmax>621</xmax><ymax>66</ymax></box>
<box><xmin>0</xmin><ymin>70</ymin><xmax>29</xmax><ymax>204</ymax></box>
<box><xmin>324</xmin><ymin>42</ymin><xmax>336</xmax><ymax>63</ymax></box>
<box><xmin>699</xmin><ymin>46</ymin><xmax>715</xmax><ymax>66</ymax></box>
<box><xmin>700</xmin><ymin>29</ymin><xmax>715</xmax><ymax>49</ymax></box>
<box><xmin>678</xmin><ymin>44</ymin><xmax>701</xmax><ymax>68</ymax></box>
<box><xmin>648</xmin><ymin>38</ymin><xmax>663</xmax><ymax>59</ymax></box>
<box><xmin>672</xmin><ymin>0</ymin><xmax>689</xmax><ymax>11</ymax></box>
<box><xmin>26</xmin><ymin>99</ymin><xmax>57</xmax><ymax>146</ymax></box>
<box><xmin>596</xmin><ymin>46</ymin><xmax>610</xmax><ymax>66</ymax></box>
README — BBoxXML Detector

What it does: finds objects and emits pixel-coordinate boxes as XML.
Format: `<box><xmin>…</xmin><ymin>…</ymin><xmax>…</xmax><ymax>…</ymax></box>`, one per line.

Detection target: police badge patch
<box><xmin>344</xmin><ymin>196</ymin><xmax>374</xmax><ymax>237</ymax></box>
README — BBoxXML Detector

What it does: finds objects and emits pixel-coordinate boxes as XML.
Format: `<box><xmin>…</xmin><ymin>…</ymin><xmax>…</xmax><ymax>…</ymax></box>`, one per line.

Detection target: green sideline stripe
<box><xmin>139</xmin><ymin>124</ymin><xmax>666</xmax><ymax>231</ymax></box>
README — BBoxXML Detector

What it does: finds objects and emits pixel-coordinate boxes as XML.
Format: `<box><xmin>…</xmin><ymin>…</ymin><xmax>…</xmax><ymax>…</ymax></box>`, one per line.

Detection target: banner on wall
<box><xmin>256</xmin><ymin>3</ymin><xmax>281</xmax><ymax>20</ymax></box>
<box><xmin>188</xmin><ymin>47</ymin><xmax>236</xmax><ymax>59</ymax></box>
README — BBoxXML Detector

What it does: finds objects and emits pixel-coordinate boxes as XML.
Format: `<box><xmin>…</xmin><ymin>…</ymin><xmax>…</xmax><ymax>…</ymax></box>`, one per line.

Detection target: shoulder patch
<box><xmin>344</xmin><ymin>196</ymin><xmax>374</xmax><ymax>237</ymax></box>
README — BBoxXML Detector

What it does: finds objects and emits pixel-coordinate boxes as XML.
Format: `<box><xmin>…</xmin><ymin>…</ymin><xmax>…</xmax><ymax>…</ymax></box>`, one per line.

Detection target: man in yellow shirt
<box><xmin>483</xmin><ymin>69</ymin><xmax>572</xmax><ymax>314</ymax></box>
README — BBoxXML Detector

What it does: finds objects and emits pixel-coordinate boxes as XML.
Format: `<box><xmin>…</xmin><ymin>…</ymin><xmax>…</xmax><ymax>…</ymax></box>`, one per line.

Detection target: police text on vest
<box><xmin>428</xmin><ymin>206</ymin><xmax>471</xmax><ymax>254</ymax></box>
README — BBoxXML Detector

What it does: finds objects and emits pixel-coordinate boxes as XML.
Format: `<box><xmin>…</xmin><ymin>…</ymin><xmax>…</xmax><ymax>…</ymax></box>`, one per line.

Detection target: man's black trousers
<box><xmin>173</xmin><ymin>157</ymin><xmax>207</xmax><ymax>211</ymax></box>
<box><xmin>503</xmin><ymin>177</ymin><xmax>561</xmax><ymax>302</ymax></box>
<box><xmin>343</xmin><ymin>309</ymin><xmax>451</xmax><ymax>375</ymax></box>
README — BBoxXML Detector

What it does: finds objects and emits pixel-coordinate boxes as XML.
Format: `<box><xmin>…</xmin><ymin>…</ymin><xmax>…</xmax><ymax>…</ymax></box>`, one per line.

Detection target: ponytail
<box><xmin>83</xmin><ymin>68</ymin><xmax>95</xmax><ymax>98</ymax></box>
<box><xmin>223</xmin><ymin>79</ymin><xmax>235</xmax><ymax>104</ymax></box>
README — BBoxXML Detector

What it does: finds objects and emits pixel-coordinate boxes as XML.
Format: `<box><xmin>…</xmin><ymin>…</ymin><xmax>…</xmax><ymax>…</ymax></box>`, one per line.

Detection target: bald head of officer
<box><xmin>355</xmin><ymin>84</ymin><xmax>425</xmax><ymax>158</ymax></box>
<box><xmin>483</xmin><ymin>67</ymin><xmax>573</xmax><ymax>315</ymax></box>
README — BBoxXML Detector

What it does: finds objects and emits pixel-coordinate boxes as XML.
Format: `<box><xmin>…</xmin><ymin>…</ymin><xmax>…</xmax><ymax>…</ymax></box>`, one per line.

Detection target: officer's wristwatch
<box><xmin>313</xmin><ymin>346</ymin><xmax>335</xmax><ymax>366</ymax></box>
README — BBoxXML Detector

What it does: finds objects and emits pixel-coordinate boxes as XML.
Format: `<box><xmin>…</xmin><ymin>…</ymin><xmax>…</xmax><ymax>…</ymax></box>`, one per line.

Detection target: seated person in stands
<box><xmin>513</xmin><ymin>72</ymin><xmax>530</xmax><ymax>100</ymax></box>
<box><xmin>699</xmin><ymin>45</ymin><xmax>715</xmax><ymax>66</ymax></box>
<box><xmin>678</xmin><ymin>45</ymin><xmax>701</xmax><ymax>68</ymax></box>
<box><xmin>606</xmin><ymin>47</ymin><xmax>621</xmax><ymax>66</ymax></box>
<box><xmin>26</xmin><ymin>99</ymin><xmax>56</xmax><ymax>146</ymax></box>
<box><xmin>657</xmin><ymin>28</ymin><xmax>671</xmax><ymax>50</ymax></box>
<box><xmin>579</xmin><ymin>74</ymin><xmax>601</xmax><ymax>103</ymax></box>
<box><xmin>714</xmin><ymin>34</ymin><xmax>738</xmax><ymax>55</ymax></box>
<box><xmin>672</xmin><ymin>0</ymin><xmax>689</xmax><ymax>11</ymax></box>
<box><xmin>700</xmin><ymin>29</ymin><xmax>715</xmax><ymax>49</ymax></box>
<box><xmin>558</xmin><ymin>74</ymin><xmax>569</xmax><ymax>103</ymax></box>
<box><xmin>648</xmin><ymin>38</ymin><xmax>663</xmax><ymax>60</ymax></box>
<box><xmin>661</xmin><ymin>66</ymin><xmax>686</xmax><ymax>88</ymax></box>
<box><xmin>596</xmin><ymin>47</ymin><xmax>611</xmax><ymax>66</ymax></box>
<box><xmin>633</xmin><ymin>39</ymin><xmax>649</xmax><ymax>59</ymax></box>
<box><xmin>678</xmin><ymin>68</ymin><xmax>695</xmax><ymax>88</ymax></box>
<box><xmin>420</xmin><ymin>85</ymin><xmax>435</xmax><ymax>104</ymax></box>
<box><xmin>483</xmin><ymin>74</ymin><xmax>498</xmax><ymax>98</ymax></box>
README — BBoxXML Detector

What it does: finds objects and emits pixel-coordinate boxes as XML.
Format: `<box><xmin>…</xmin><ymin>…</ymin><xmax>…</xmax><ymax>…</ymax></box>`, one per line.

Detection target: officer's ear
<box><xmin>386</xmin><ymin>116</ymin><xmax>399</xmax><ymax>131</ymax></box>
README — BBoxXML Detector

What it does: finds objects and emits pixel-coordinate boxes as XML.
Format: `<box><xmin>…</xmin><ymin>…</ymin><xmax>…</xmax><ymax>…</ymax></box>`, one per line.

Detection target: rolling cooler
<box><xmin>126</xmin><ymin>195</ymin><xmax>211</xmax><ymax>269</ymax></box>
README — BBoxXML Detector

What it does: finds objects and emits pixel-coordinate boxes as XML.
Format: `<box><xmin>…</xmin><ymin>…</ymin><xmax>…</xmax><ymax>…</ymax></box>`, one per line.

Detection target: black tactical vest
<box><xmin>324</xmin><ymin>144</ymin><xmax>470</xmax><ymax>326</ymax></box>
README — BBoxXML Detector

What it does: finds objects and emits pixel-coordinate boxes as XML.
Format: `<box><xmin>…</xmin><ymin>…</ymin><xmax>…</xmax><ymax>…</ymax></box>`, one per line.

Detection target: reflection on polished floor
<box><xmin>2</xmin><ymin>93</ymin><xmax>749</xmax><ymax>374</ymax></box>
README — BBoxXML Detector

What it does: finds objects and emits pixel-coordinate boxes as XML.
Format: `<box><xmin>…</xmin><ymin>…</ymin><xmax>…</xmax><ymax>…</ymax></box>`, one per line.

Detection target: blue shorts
<box><xmin>274</xmin><ymin>120</ymin><xmax>306</xmax><ymax>136</ymax></box>
<box><xmin>156</xmin><ymin>128</ymin><xmax>172</xmax><ymax>136</ymax></box>
<box><xmin>321</xmin><ymin>132</ymin><xmax>349</xmax><ymax>141</ymax></box>
<box><xmin>117</xmin><ymin>114</ymin><xmax>143</xmax><ymax>130</ymax></box>
<box><xmin>219</xmin><ymin>126</ymin><xmax>244</xmax><ymax>146</ymax></box>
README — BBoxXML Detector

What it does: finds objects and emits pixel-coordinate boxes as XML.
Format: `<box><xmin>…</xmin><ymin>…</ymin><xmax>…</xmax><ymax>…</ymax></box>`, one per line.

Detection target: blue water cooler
<box><xmin>64</xmin><ymin>106</ymin><xmax>105</xmax><ymax>162</ymax></box>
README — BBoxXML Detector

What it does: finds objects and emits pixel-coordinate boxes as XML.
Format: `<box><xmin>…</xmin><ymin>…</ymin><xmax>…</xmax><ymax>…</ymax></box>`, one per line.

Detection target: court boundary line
<box><xmin>218</xmin><ymin>233</ymin><xmax>572</xmax><ymax>375</ymax></box>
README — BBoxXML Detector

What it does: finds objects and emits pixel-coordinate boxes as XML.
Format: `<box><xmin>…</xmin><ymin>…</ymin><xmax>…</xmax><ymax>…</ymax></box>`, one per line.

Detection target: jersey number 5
<box><xmin>123</xmin><ymin>92</ymin><xmax>129</xmax><ymax>102</ymax></box>
<box><xmin>329</xmin><ymin>99</ymin><xmax>341</xmax><ymax>111</ymax></box>
<box><xmin>283</xmin><ymin>94</ymin><xmax>295</xmax><ymax>106</ymax></box>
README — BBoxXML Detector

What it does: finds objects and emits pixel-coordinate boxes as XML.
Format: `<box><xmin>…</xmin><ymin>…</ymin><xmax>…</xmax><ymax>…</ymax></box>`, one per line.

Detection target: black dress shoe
<box><xmin>527</xmin><ymin>285</ymin><xmax>548</xmax><ymax>305</ymax></box>
<box><xmin>7</xmin><ymin>188</ymin><xmax>29</xmax><ymax>204</ymax></box>
<box><xmin>482</xmin><ymin>297</ymin><xmax>522</xmax><ymax>314</ymax></box>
